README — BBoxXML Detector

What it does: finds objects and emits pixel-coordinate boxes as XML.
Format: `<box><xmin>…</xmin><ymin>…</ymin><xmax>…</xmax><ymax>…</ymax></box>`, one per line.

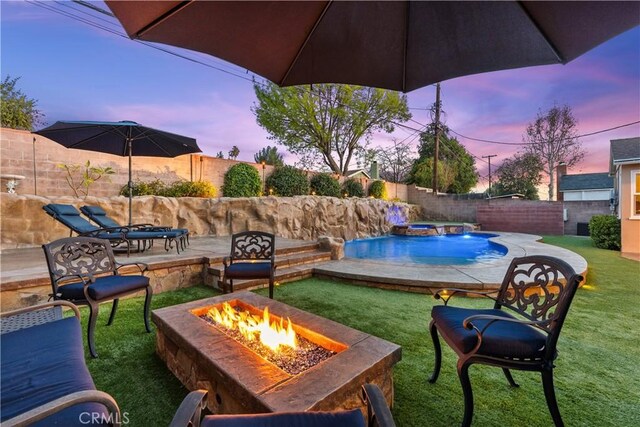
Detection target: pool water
<box><xmin>344</xmin><ymin>233</ymin><xmax>507</xmax><ymax>265</ymax></box>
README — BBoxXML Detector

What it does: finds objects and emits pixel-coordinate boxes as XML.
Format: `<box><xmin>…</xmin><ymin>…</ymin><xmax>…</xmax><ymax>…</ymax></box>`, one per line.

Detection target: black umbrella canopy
<box><xmin>106</xmin><ymin>1</ymin><xmax>640</xmax><ymax>92</ymax></box>
<box><xmin>35</xmin><ymin>120</ymin><xmax>201</xmax><ymax>225</ymax></box>
<box><xmin>35</xmin><ymin>120</ymin><xmax>201</xmax><ymax>158</ymax></box>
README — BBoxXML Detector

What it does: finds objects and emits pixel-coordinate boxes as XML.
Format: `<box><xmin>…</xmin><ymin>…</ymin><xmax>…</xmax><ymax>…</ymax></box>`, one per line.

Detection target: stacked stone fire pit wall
<box><xmin>0</xmin><ymin>193</ymin><xmax>420</xmax><ymax>249</ymax></box>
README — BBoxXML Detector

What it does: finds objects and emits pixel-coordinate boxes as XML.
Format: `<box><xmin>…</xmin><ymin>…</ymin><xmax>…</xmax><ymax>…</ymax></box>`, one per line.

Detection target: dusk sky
<box><xmin>2</xmin><ymin>1</ymin><xmax>639</xmax><ymax>195</ymax></box>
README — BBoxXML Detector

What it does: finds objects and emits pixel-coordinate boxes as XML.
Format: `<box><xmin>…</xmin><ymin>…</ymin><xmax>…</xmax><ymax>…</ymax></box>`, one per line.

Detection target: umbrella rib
<box><xmin>64</xmin><ymin>126</ymin><xmax>126</xmax><ymax>149</ymax></box>
<box><xmin>280</xmin><ymin>0</ymin><xmax>334</xmax><ymax>86</ymax></box>
<box><xmin>135</xmin><ymin>1</ymin><xmax>192</xmax><ymax>37</ymax></box>
<box><xmin>144</xmin><ymin>135</ymin><xmax>175</xmax><ymax>157</ymax></box>
<box><xmin>516</xmin><ymin>1</ymin><xmax>564</xmax><ymax>63</ymax></box>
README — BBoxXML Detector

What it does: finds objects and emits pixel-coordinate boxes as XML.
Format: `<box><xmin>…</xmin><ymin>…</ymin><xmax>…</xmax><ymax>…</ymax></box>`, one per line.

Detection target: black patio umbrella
<box><xmin>106</xmin><ymin>1</ymin><xmax>639</xmax><ymax>92</ymax></box>
<box><xmin>35</xmin><ymin>120</ymin><xmax>201</xmax><ymax>225</ymax></box>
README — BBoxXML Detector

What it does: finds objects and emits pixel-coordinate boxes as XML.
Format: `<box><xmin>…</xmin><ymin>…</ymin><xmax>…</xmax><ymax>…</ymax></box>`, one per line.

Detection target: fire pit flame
<box><xmin>206</xmin><ymin>303</ymin><xmax>298</xmax><ymax>352</ymax></box>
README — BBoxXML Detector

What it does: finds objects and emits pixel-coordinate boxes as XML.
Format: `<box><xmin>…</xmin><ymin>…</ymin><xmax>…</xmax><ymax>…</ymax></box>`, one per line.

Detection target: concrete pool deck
<box><xmin>313</xmin><ymin>232</ymin><xmax>588</xmax><ymax>292</ymax></box>
<box><xmin>0</xmin><ymin>232</ymin><xmax>587</xmax><ymax>307</ymax></box>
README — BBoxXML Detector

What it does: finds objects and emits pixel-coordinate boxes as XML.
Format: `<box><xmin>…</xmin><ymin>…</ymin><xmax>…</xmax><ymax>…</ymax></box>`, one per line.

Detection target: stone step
<box><xmin>207</xmin><ymin>247</ymin><xmax>332</xmax><ymax>293</ymax></box>
<box><xmin>222</xmin><ymin>264</ymin><xmax>317</xmax><ymax>293</ymax></box>
<box><xmin>207</xmin><ymin>250</ymin><xmax>332</xmax><ymax>278</ymax></box>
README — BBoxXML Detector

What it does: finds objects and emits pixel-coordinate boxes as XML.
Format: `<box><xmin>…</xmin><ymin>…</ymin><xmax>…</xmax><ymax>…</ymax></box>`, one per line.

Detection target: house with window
<box><xmin>610</xmin><ymin>137</ymin><xmax>640</xmax><ymax>260</ymax></box>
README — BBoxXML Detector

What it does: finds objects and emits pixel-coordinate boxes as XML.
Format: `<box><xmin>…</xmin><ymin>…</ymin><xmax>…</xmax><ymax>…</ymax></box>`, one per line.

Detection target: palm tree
<box><xmin>228</xmin><ymin>146</ymin><xmax>240</xmax><ymax>160</ymax></box>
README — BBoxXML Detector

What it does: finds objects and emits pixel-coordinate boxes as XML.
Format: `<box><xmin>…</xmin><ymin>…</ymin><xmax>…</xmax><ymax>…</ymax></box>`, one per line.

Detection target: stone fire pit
<box><xmin>153</xmin><ymin>292</ymin><xmax>401</xmax><ymax>415</ymax></box>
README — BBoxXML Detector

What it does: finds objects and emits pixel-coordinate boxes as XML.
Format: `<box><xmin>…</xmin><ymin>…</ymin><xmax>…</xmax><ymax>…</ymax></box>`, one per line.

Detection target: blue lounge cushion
<box><xmin>81</xmin><ymin>205</ymin><xmax>189</xmax><ymax>236</ymax></box>
<box><xmin>0</xmin><ymin>317</ymin><xmax>109</xmax><ymax>425</ymax></box>
<box><xmin>202</xmin><ymin>409</ymin><xmax>365</xmax><ymax>427</ymax></box>
<box><xmin>225</xmin><ymin>262</ymin><xmax>273</xmax><ymax>279</ymax></box>
<box><xmin>59</xmin><ymin>275</ymin><xmax>150</xmax><ymax>301</ymax></box>
<box><xmin>47</xmin><ymin>203</ymin><xmax>82</xmax><ymax>217</ymax></box>
<box><xmin>431</xmin><ymin>306</ymin><xmax>547</xmax><ymax>359</ymax></box>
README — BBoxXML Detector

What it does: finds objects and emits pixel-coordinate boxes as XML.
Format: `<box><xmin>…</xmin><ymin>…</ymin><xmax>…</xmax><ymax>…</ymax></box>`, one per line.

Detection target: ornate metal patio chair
<box><xmin>222</xmin><ymin>231</ymin><xmax>276</xmax><ymax>299</ymax></box>
<box><xmin>42</xmin><ymin>236</ymin><xmax>152</xmax><ymax>358</ymax></box>
<box><xmin>428</xmin><ymin>255</ymin><xmax>583</xmax><ymax>427</ymax></box>
<box><xmin>80</xmin><ymin>205</ymin><xmax>190</xmax><ymax>251</ymax></box>
<box><xmin>169</xmin><ymin>384</ymin><xmax>395</xmax><ymax>427</ymax></box>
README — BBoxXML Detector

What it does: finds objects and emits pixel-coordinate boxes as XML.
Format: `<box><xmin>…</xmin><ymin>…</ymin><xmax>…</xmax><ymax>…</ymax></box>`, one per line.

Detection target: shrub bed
<box><xmin>120</xmin><ymin>179</ymin><xmax>216</xmax><ymax>197</ymax></box>
<box><xmin>222</xmin><ymin>163</ymin><xmax>262</xmax><ymax>197</ymax></box>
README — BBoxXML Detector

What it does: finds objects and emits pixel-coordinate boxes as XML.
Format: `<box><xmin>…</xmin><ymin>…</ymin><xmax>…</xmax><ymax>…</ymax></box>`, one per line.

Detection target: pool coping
<box><xmin>313</xmin><ymin>232</ymin><xmax>588</xmax><ymax>292</ymax></box>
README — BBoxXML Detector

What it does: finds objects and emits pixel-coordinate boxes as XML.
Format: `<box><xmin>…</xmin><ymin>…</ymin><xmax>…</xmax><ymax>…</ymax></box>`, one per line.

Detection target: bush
<box><xmin>589</xmin><ymin>215</ymin><xmax>621</xmax><ymax>250</ymax></box>
<box><xmin>341</xmin><ymin>178</ymin><xmax>364</xmax><ymax>198</ymax></box>
<box><xmin>120</xmin><ymin>179</ymin><xmax>216</xmax><ymax>197</ymax></box>
<box><xmin>222</xmin><ymin>163</ymin><xmax>262</xmax><ymax>197</ymax></box>
<box><xmin>265</xmin><ymin>165</ymin><xmax>310</xmax><ymax>196</ymax></box>
<box><xmin>368</xmin><ymin>180</ymin><xmax>387</xmax><ymax>199</ymax></box>
<box><xmin>309</xmin><ymin>173</ymin><xmax>341</xmax><ymax>197</ymax></box>
<box><xmin>163</xmin><ymin>180</ymin><xmax>216</xmax><ymax>197</ymax></box>
<box><xmin>120</xmin><ymin>179</ymin><xmax>166</xmax><ymax>196</ymax></box>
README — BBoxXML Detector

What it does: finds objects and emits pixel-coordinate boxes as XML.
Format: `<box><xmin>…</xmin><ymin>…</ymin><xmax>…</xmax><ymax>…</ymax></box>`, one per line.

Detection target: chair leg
<box><xmin>269</xmin><ymin>276</ymin><xmax>274</xmax><ymax>299</ymax></box>
<box><xmin>542</xmin><ymin>368</ymin><xmax>564</xmax><ymax>427</ymax></box>
<box><xmin>502</xmin><ymin>368</ymin><xmax>519</xmax><ymax>387</ymax></box>
<box><xmin>87</xmin><ymin>301</ymin><xmax>100</xmax><ymax>358</ymax></box>
<box><xmin>107</xmin><ymin>299</ymin><xmax>119</xmax><ymax>326</ymax></box>
<box><xmin>428</xmin><ymin>320</ymin><xmax>442</xmax><ymax>383</ymax></box>
<box><xmin>143</xmin><ymin>285</ymin><xmax>153</xmax><ymax>333</ymax></box>
<box><xmin>457</xmin><ymin>360</ymin><xmax>474</xmax><ymax>427</ymax></box>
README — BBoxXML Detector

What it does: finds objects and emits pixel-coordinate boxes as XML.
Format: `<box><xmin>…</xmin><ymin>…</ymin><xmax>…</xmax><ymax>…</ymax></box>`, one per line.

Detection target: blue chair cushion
<box><xmin>0</xmin><ymin>317</ymin><xmax>109</xmax><ymax>425</ymax></box>
<box><xmin>59</xmin><ymin>275</ymin><xmax>149</xmax><ymax>301</ymax></box>
<box><xmin>225</xmin><ymin>262</ymin><xmax>273</xmax><ymax>279</ymax></box>
<box><xmin>431</xmin><ymin>306</ymin><xmax>547</xmax><ymax>359</ymax></box>
<box><xmin>202</xmin><ymin>409</ymin><xmax>365</xmax><ymax>427</ymax></box>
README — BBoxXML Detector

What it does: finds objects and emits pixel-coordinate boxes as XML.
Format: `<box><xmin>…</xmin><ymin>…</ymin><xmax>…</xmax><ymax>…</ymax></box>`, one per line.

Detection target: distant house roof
<box><xmin>345</xmin><ymin>169</ymin><xmax>371</xmax><ymax>179</ymax></box>
<box><xmin>609</xmin><ymin>137</ymin><xmax>640</xmax><ymax>173</ymax></box>
<box><xmin>559</xmin><ymin>173</ymin><xmax>613</xmax><ymax>191</ymax></box>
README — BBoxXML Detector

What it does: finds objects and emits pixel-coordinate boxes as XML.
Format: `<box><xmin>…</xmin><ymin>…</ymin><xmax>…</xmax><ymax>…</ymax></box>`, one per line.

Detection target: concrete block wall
<box><xmin>563</xmin><ymin>200</ymin><xmax>611</xmax><ymax>235</ymax></box>
<box><xmin>477</xmin><ymin>202</ymin><xmax>564</xmax><ymax>235</ymax></box>
<box><xmin>0</xmin><ymin>128</ymin><xmax>411</xmax><ymax>201</ymax></box>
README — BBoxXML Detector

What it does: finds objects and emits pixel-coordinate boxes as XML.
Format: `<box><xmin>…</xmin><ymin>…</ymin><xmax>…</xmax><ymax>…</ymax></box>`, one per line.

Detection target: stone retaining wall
<box><xmin>0</xmin><ymin>193</ymin><xmax>420</xmax><ymax>249</ymax></box>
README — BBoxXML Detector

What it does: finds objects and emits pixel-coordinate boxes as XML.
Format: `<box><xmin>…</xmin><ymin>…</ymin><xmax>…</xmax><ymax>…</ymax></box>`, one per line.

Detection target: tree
<box><xmin>1</xmin><ymin>75</ymin><xmax>44</xmax><ymax>130</ymax></box>
<box><xmin>492</xmin><ymin>152</ymin><xmax>543</xmax><ymax>200</ymax></box>
<box><xmin>252</xmin><ymin>82</ymin><xmax>411</xmax><ymax>175</ymax></box>
<box><xmin>523</xmin><ymin>104</ymin><xmax>584</xmax><ymax>200</ymax></box>
<box><xmin>215</xmin><ymin>151</ymin><xmax>225</xmax><ymax>159</ymax></box>
<box><xmin>254</xmin><ymin>145</ymin><xmax>284</xmax><ymax>166</ymax></box>
<box><xmin>376</xmin><ymin>139</ymin><xmax>414</xmax><ymax>183</ymax></box>
<box><xmin>406</xmin><ymin>127</ymin><xmax>477</xmax><ymax>193</ymax></box>
<box><xmin>228</xmin><ymin>145</ymin><xmax>240</xmax><ymax>160</ymax></box>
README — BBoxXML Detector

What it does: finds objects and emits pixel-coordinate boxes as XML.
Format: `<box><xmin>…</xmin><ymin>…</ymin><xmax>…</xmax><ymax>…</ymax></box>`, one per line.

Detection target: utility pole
<box><xmin>483</xmin><ymin>154</ymin><xmax>497</xmax><ymax>197</ymax></box>
<box><xmin>432</xmin><ymin>83</ymin><xmax>441</xmax><ymax>195</ymax></box>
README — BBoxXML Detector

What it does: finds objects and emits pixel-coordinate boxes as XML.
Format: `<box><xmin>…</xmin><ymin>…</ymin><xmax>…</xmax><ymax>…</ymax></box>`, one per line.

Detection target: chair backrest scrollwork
<box><xmin>42</xmin><ymin>237</ymin><xmax>117</xmax><ymax>293</ymax></box>
<box><xmin>495</xmin><ymin>255</ymin><xmax>582</xmax><ymax>353</ymax></box>
<box><xmin>230</xmin><ymin>231</ymin><xmax>275</xmax><ymax>262</ymax></box>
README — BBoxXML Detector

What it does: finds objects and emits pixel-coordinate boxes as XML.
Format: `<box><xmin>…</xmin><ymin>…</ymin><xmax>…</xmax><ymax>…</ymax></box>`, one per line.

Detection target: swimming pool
<box><xmin>344</xmin><ymin>233</ymin><xmax>508</xmax><ymax>265</ymax></box>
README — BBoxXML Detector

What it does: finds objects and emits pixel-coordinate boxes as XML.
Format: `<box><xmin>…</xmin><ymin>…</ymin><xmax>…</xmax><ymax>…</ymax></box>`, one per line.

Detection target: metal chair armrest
<box><xmin>433</xmin><ymin>288</ymin><xmax>499</xmax><ymax>305</ymax></box>
<box><xmin>115</xmin><ymin>261</ymin><xmax>149</xmax><ymax>274</ymax></box>
<box><xmin>1</xmin><ymin>390</ymin><xmax>121</xmax><ymax>427</ymax></box>
<box><xmin>362</xmin><ymin>383</ymin><xmax>396</xmax><ymax>427</ymax></box>
<box><xmin>169</xmin><ymin>390</ymin><xmax>208</xmax><ymax>427</ymax></box>
<box><xmin>222</xmin><ymin>256</ymin><xmax>232</xmax><ymax>268</ymax></box>
<box><xmin>1</xmin><ymin>300</ymin><xmax>81</xmax><ymax>321</ymax></box>
<box><xmin>80</xmin><ymin>225</ymin><xmax>130</xmax><ymax>236</ymax></box>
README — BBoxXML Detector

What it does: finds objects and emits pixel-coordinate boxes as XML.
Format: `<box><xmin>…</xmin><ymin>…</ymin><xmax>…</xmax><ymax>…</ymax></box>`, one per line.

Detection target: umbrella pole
<box><xmin>127</xmin><ymin>134</ymin><xmax>133</xmax><ymax>226</ymax></box>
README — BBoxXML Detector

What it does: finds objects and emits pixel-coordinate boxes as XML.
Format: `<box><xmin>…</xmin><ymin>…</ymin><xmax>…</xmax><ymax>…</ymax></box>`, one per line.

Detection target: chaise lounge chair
<box><xmin>81</xmin><ymin>205</ymin><xmax>189</xmax><ymax>251</ymax></box>
<box><xmin>43</xmin><ymin>204</ymin><xmax>186</xmax><ymax>255</ymax></box>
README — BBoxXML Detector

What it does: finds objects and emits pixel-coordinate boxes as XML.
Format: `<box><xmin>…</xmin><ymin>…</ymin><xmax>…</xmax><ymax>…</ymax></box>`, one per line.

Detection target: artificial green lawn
<box><xmin>83</xmin><ymin>236</ymin><xmax>639</xmax><ymax>426</ymax></box>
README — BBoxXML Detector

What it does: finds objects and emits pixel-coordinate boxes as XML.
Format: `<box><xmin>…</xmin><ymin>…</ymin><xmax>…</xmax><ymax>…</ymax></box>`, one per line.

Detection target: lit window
<box><xmin>634</xmin><ymin>171</ymin><xmax>640</xmax><ymax>217</ymax></box>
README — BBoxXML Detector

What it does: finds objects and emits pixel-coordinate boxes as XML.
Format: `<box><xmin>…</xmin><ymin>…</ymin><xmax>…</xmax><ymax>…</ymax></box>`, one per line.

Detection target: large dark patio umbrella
<box><xmin>35</xmin><ymin>120</ymin><xmax>201</xmax><ymax>225</ymax></box>
<box><xmin>106</xmin><ymin>1</ymin><xmax>639</xmax><ymax>92</ymax></box>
